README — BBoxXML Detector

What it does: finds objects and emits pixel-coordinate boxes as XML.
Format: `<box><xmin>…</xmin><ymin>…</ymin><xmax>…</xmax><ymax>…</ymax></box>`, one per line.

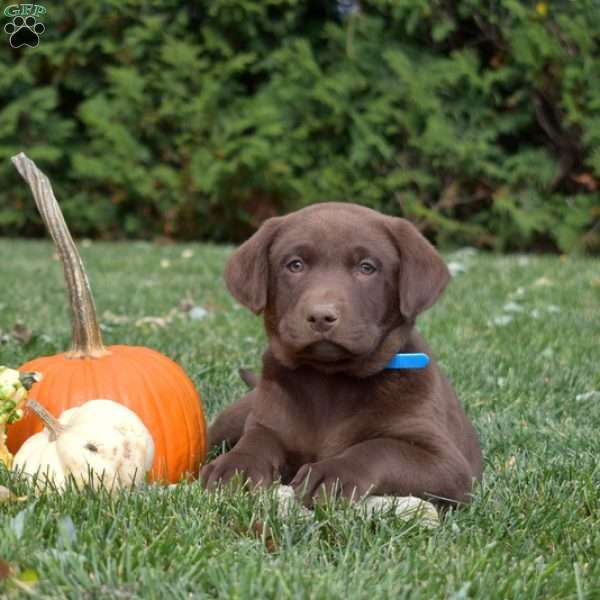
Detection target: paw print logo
<box><xmin>4</xmin><ymin>15</ymin><xmax>45</xmax><ymax>48</ymax></box>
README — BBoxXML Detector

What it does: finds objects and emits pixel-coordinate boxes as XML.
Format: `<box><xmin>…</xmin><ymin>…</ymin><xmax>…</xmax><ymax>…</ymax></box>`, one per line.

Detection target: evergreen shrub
<box><xmin>0</xmin><ymin>0</ymin><xmax>598</xmax><ymax>251</ymax></box>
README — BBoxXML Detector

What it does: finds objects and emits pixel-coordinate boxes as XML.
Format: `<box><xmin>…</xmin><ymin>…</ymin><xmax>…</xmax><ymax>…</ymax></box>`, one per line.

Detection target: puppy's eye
<box><xmin>359</xmin><ymin>261</ymin><xmax>376</xmax><ymax>275</ymax></box>
<box><xmin>286</xmin><ymin>259</ymin><xmax>304</xmax><ymax>273</ymax></box>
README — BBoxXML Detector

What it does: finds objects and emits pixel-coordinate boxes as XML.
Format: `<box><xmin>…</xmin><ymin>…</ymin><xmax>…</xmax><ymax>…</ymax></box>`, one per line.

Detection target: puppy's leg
<box><xmin>201</xmin><ymin>422</ymin><xmax>287</xmax><ymax>489</ymax></box>
<box><xmin>208</xmin><ymin>391</ymin><xmax>254</xmax><ymax>448</ymax></box>
<box><xmin>208</xmin><ymin>368</ymin><xmax>259</xmax><ymax>448</ymax></box>
<box><xmin>291</xmin><ymin>437</ymin><xmax>475</xmax><ymax>507</ymax></box>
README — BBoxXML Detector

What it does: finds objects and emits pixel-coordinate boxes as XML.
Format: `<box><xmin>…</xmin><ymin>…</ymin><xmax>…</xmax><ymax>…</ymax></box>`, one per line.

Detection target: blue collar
<box><xmin>385</xmin><ymin>352</ymin><xmax>429</xmax><ymax>369</ymax></box>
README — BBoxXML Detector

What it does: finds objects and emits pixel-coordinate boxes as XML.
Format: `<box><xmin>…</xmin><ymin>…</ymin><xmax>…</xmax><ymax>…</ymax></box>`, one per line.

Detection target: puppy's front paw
<box><xmin>290</xmin><ymin>458</ymin><xmax>374</xmax><ymax>507</ymax></box>
<box><xmin>200</xmin><ymin>451</ymin><xmax>277</xmax><ymax>490</ymax></box>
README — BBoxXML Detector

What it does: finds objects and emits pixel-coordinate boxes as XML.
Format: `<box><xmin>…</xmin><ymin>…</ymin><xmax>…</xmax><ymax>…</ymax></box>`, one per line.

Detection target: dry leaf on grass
<box><xmin>179</xmin><ymin>294</ymin><xmax>209</xmax><ymax>320</ymax></box>
<box><xmin>447</xmin><ymin>261</ymin><xmax>467</xmax><ymax>276</ymax></box>
<box><xmin>179</xmin><ymin>293</ymin><xmax>195</xmax><ymax>313</ymax></box>
<box><xmin>10</xmin><ymin>568</ymin><xmax>39</xmax><ymax>592</ymax></box>
<box><xmin>575</xmin><ymin>391</ymin><xmax>600</xmax><ymax>402</ymax></box>
<box><xmin>135</xmin><ymin>309</ymin><xmax>179</xmax><ymax>329</ymax></box>
<box><xmin>102</xmin><ymin>295</ymin><xmax>211</xmax><ymax>330</ymax></box>
<box><xmin>251</xmin><ymin>520</ymin><xmax>277</xmax><ymax>553</ymax></box>
<box><xmin>101</xmin><ymin>311</ymin><xmax>130</xmax><ymax>325</ymax></box>
<box><xmin>188</xmin><ymin>307</ymin><xmax>208</xmax><ymax>320</ymax></box>
<box><xmin>274</xmin><ymin>485</ymin><xmax>439</xmax><ymax>528</ymax></box>
<box><xmin>0</xmin><ymin>559</ymin><xmax>13</xmax><ymax>580</ymax></box>
<box><xmin>0</xmin><ymin>486</ymin><xmax>27</xmax><ymax>504</ymax></box>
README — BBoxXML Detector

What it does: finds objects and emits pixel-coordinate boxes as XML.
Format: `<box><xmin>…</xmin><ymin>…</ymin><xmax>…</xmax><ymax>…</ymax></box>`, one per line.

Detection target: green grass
<box><xmin>1</xmin><ymin>239</ymin><xmax>599</xmax><ymax>599</ymax></box>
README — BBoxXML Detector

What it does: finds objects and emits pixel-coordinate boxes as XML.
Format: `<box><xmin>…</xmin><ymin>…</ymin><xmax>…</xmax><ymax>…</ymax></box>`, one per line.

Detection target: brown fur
<box><xmin>201</xmin><ymin>203</ymin><xmax>482</xmax><ymax>506</ymax></box>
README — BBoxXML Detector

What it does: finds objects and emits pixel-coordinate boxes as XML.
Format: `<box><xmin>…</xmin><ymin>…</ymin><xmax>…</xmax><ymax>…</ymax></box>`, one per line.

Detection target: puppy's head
<box><xmin>225</xmin><ymin>203</ymin><xmax>449</xmax><ymax>376</ymax></box>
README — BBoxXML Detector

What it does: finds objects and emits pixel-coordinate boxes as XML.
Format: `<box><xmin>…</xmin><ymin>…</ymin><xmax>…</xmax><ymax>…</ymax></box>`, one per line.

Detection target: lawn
<box><xmin>0</xmin><ymin>239</ymin><xmax>599</xmax><ymax>599</ymax></box>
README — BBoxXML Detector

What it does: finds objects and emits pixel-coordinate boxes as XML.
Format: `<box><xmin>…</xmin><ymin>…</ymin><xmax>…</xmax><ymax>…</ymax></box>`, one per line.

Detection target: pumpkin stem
<box><xmin>11</xmin><ymin>153</ymin><xmax>109</xmax><ymax>359</ymax></box>
<box><xmin>26</xmin><ymin>399</ymin><xmax>66</xmax><ymax>440</ymax></box>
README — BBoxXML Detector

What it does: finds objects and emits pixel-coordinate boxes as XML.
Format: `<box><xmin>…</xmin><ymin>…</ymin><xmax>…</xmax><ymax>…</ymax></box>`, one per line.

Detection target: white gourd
<box><xmin>13</xmin><ymin>399</ymin><xmax>154</xmax><ymax>492</ymax></box>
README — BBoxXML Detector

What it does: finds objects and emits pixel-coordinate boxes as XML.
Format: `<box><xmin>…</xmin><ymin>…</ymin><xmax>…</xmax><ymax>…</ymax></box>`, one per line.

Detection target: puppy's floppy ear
<box><xmin>385</xmin><ymin>217</ymin><xmax>450</xmax><ymax>321</ymax></box>
<box><xmin>224</xmin><ymin>217</ymin><xmax>282</xmax><ymax>314</ymax></box>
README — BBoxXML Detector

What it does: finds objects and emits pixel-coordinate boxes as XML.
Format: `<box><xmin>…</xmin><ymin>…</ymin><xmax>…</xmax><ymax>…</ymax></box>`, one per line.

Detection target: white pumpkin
<box><xmin>13</xmin><ymin>399</ymin><xmax>154</xmax><ymax>492</ymax></box>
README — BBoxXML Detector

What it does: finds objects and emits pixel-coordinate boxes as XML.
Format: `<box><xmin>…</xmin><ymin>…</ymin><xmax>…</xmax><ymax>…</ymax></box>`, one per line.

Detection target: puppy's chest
<box><xmin>268</xmin><ymin>379</ymin><xmax>380</xmax><ymax>463</ymax></box>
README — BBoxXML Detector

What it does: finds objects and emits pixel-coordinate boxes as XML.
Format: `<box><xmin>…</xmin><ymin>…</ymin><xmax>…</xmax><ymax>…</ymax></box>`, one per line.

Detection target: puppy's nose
<box><xmin>307</xmin><ymin>304</ymin><xmax>339</xmax><ymax>333</ymax></box>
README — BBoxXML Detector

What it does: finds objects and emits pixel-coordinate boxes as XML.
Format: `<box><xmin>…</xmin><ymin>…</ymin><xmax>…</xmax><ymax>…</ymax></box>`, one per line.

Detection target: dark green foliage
<box><xmin>0</xmin><ymin>0</ymin><xmax>599</xmax><ymax>251</ymax></box>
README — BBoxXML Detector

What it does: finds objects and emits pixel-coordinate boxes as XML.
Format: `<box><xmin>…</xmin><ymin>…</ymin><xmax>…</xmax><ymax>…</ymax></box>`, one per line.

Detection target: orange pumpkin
<box><xmin>7</xmin><ymin>153</ymin><xmax>207</xmax><ymax>482</ymax></box>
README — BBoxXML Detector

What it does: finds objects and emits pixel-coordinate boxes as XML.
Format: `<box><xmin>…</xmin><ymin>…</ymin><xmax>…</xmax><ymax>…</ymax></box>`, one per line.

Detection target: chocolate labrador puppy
<box><xmin>201</xmin><ymin>202</ymin><xmax>482</xmax><ymax>505</ymax></box>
